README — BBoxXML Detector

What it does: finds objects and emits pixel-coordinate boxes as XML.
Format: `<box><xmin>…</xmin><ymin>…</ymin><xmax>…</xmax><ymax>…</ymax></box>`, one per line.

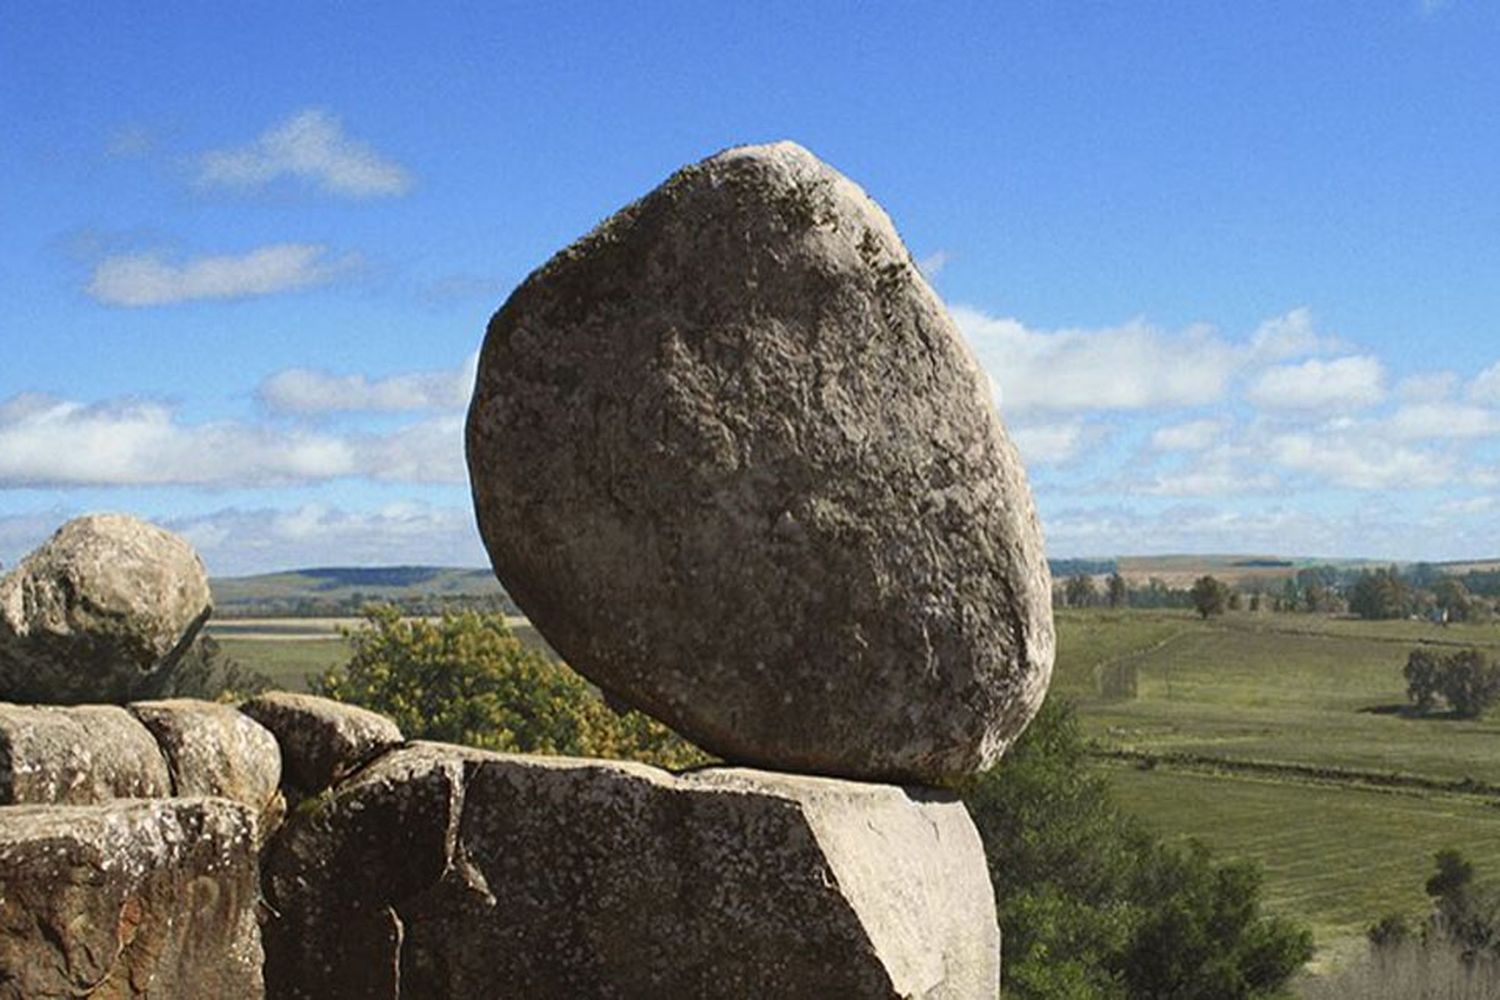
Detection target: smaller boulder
<box><xmin>0</xmin><ymin>514</ymin><xmax>212</xmax><ymax>704</ymax></box>
<box><xmin>0</xmin><ymin>797</ymin><xmax>263</xmax><ymax>999</ymax></box>
<box><xmin>240</xmin><ymin>691</ymin><xmax>402</xmax><ymax>796</ymax></box>
<box><xmin>130</xmin><ymin>698</ymin><xmax>285</xmax><ymax>845</ymax></box>
<box><xmin>0</xmin><ymin>703</ymin><xmax>170</xmax><ymax>805</ymax></box>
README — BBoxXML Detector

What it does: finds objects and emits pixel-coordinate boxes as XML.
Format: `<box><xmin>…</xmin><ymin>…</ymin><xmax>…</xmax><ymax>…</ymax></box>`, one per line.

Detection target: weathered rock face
<box><xmin>0</xmin><ymin>797</ymin><xmax>263</xmax><ymax>999</ymax></box>
<box><xmin>0</xmin><ymin>704</ymin><xmax>170</xmax><ymax>805</ymax></box>
<box><xmin>240</xmin><ymin>691</ymin><xmax>402</xmax><ymax>797</ymax></box>
<box><xmin>263</xmin><ymin>743</ymin><xmax>998</xmax><ymax>999</ymax></box>
<box><xmin>0</xmin><ymin>514</ymin><xmax>212</xmax><ymax>704</ymax></box>
<box><xmin>130</xmin><ymin>698</ymin><xmax>285</xmax><ymax>844</ymax></box>
<box><xmin>466</xmin><ymin>140</ymin><xmax>1053</xmax><ymax>783</ymax></box>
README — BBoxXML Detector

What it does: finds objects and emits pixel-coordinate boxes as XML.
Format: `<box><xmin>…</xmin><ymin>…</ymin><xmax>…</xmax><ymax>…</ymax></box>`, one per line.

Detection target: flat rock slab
<box><xmin>0</xmin><ymin>797</ymin><xmax>263</xmax><ymax>999</ymax></box>
<box><xmin>0</xmin><ymin>514</ymin><xmax>212</xmax><ymax>704</ymax></box>
<box><xmin>466</xmin><ymin>140</ymin><xmax>1053</xmax><ymax>783</ymax></box>
<box><xmin>130</xmin><ymin>698</ymin><xmax>284</xmax><ymax>844</ymax></box>
<box><xmin>240</xmin><ymin>691</ymin><xmax>402</xmax><ymax>796</ymax></box>
<box><xmin>263</xmin><ymin>743</ymin><xmax>998</xmax><ymax>999</ymax></box>
<box><xmin>0</xmin><ymin>703</ymin><xmax>170</xmax><ymax>805</ymax></box>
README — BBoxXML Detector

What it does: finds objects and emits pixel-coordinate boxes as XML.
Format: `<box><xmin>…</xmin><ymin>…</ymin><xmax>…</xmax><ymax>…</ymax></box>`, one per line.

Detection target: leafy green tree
<box><xmin>1350</xmin><ymin>567</ymin><xmax>1412</xmax><ymax>620</ymax></box>
<box><xmin>1107</xmin><ymin>572</ymin><xmax>1129</xmax><ymax>608</ymax></box>
<box><xmin>1191</xmin><ymin>576</ymin><xmax>1230</xmax><ymax>619</ymax></box>
<box><xmin>1430</xmin><ymin>579</ymin><xmax>1472</xmax><ymax>622</ymax></box>
<box><xmin>959</xmin><ymin>700</ymin><xmax>1312</xmax><ymax>1000</ymax></box>
<box><xmin>315</xmin><ymin>605</ymin><xmax>706</xmax><ymax>768</ymax></box>
<box><xmin>1403</xmin><ymin>647</ymin><xmax>1500</xmax><ymax>718</ymax></box>
<box><xmin>1067</xmin><ymin>574</ymin><xmax>1099</xmax><ymax>608</ymax></box>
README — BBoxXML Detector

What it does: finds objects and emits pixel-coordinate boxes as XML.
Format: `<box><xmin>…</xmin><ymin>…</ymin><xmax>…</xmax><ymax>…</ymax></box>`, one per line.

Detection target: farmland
<box><xmin>1054</xmin><ymin>607</ymin><xmax>1500</xmax><ymax>958</ymax></box>
<box><xmin>205</xmin><ymin>586</ymin><xmax>1500</xmax><ymax>964</ymax></box>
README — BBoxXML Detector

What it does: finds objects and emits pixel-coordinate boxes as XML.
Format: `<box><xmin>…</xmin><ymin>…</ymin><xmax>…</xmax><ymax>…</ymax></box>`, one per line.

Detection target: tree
<box><xmin>1191</xmin><ymin>576</ymin><xmax>1230</xmax><ymax>619</ymax></box>
<box><xmin>1107</xmin><ymin>572</ymin><xmax>1129</xmax><ymax>608</ymax></box>
<box><xmin>1067</xmin><ymin>574</ymin><xmax>1099</xmax><ymax>608</ymax></box>
<box><xmin>1403</xmin><ymin>647</ymin><xmax>1500</xmax><ymax>718</ymax></box>
<box><xmin>1350</xmin><ymin>567</ymin><xmax>1412</xmax><ymax>620</ymax></box>
<box><xmin>315</xmin><ymin>605</ymin><xmax>706</xmax><ymax>768</ymax></box>
<box><xmin>1434</xmin><ymin>578</ymin><xmax>1473</xmax><ymax>623</ymax></box>
<box><xmin>959</xmin><ymin>701</ymin><xmax>1312</xmax><ymax>1000</ymax></box>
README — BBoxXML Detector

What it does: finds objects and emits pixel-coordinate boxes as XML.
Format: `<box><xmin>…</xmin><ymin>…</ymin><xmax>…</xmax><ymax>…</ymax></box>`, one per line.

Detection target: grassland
<box><xmin>1055</xmin><ymin>607</ymin><xmax>1500</xmax><ymax>957</ymax></box>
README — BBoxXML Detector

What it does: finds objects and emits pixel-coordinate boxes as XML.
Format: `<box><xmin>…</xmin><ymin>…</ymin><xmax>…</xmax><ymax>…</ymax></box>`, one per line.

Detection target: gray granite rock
<box><xmin>0</xmin><ymin>797</ymin><xmax>263</xmax><ymax>999</ymax></box>
<box><xmin>262</xmin><ymin>742</ymin><xmax>998</xmax><ymax>999</ymax></box>
<box><xmin>130</xmin><ymin>698</ymin><xmax>284</xmax><ymax>844</ymax></box>
<box><xmin>239</xmin><ymin>691</ymin><xmax>402</xmax><ymax>796</ymax></box>
<box><xmin>0</xmin><ymin>514</ymin><xmax>212</xmax><ymax>704</ymax></box>
<box><xmin>466</xmin><ymin>140</ymin><xmax>1053</xmax><ymax>783</ymax></box>
<box><xmin>0</xmin><ymin>703</ymin><xmax>170</xmax><ymax>805</ymax></box>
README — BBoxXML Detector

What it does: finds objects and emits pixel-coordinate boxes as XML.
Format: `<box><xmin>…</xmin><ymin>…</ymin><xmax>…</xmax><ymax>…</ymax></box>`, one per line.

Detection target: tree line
<box><xmin>1056</xmin><ymin>563</ymin><xmax>1498</xmax><ymax>623</ymax></box>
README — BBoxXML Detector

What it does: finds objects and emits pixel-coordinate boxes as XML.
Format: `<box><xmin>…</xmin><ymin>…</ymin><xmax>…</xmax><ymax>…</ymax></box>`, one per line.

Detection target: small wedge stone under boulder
<box><xmin>262</xmin><ymin>743</ymin><xmax>997</xmax><ymax>999</ymax></box>
<box><xmin>0</xmin><ymin>514</ymin><xmax>212</xmax><ymax>704</ymax></box>
<box><xmin>0</xmin><ymin>797</ymin><xmax>263</xmax><ymax>999</ymax></box>
<box><xmin>240</xmin><ymin>691</ymin><xmax>403</xmax><ymax>797</ymax></box>
<box><xmin>466</xmin><ymin>140</ymin><xmax>1053</xmax><ymax>783</ymax></box>
<box><xmin>0</xmin><ymin>703</ymin><xmax>170</xmax><ymax>805</ymax></box>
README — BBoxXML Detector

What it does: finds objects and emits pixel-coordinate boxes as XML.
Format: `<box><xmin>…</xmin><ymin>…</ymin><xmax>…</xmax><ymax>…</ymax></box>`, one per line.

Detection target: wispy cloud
<box><xmin>1150</xmin><ymin>419</ymin><xmax>1227</xmax><ymax>452</ymax></box>
<box><xmin>1245</xmin><ymin>355</ymin><xmax>1386</xmax><ymax>411</ymax></box>
<box><xmin>954</xmin><ymin>308</ymin><xmax>1239</xmax><ymax>415</ymax></box>
<box><xmin>198</xmin><ymin>109</ymin><xmax>412</xmax><ymax>198</ymax></box>
<box><xmin>1010</xmin><ymin>420</ymin><xmax>1096</xmax><ymax>465</ymax></box>
<box><xmin>87</xmin><ymin>243</ymin><xmax>352</xmax><ymax>306</ymax></box>
<box><xmin>257</xmin><ymin>354</ymin><xmax>477</xmax><ymax>415</ymax></box>
<box><xmin>0</xmin><ymin>394</ymin><xmax>463</xmax><ymax>488</ymax></box>
<box><xmin>916</xmin><ymin>250</ymin><xmax>950</xmax><ymax>280</ymax></box>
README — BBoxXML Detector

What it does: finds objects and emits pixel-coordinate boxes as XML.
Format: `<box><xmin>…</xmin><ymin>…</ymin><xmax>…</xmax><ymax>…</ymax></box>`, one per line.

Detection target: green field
<box><xmin>1056</xmin><ymin>608</ymin><xmax>1500</xmax><ymax>955</ymax></box>
<box><xmin>208</xmin><ymin>617</ymin><xmax>559</xmax><ymax>693</ymax></box>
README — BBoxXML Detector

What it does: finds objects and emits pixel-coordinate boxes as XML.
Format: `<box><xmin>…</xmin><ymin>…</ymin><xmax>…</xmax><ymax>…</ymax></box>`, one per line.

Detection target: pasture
<box><xmin>1055</xmin><ymin>607</ymin><xmax>1500</xmax><ymax>954</ymax></box>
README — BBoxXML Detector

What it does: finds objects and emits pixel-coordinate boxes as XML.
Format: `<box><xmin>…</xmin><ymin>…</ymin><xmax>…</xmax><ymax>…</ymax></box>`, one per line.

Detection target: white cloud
<box><xmin>1395</xmin><ymin>371</ymin><xmax>1457</xmax><ymax>403</ymax></box>
<box><xmin>258</xmin><ymin>354</ymin><xmax>477</xmax><ymax>415</ymax></box>
<box><xmin>198</xmin><ymin>109</ymin><xmax>412</xmax><ymax>198</ymax></box>
<box><xmin>1388</xmin><ymin>402</ymin><xmax>1500</xmax><ymax>440</ymax></box>
<box><xmin>88</xmin><ymin>244</ymin><xmax>350</xmax><ymax>306</ymax></box>
<box><xmin>1266</xmin><ymin>430</ymin><xmax>1452</xmax><ymax>490</ymax></box>
<box><xmin>1150</xmin><ymin>419</ymin><xmax>1226</xmax><ymax>452</ymax></box>
<box><xmin>0</xmin><ymin>394</ymin><xmax>464</xmax><ymax>488</ymax></box>
<box><xmin>1245</xmin><ymin>355</ymin><xmax>1386</xmax><ymax>411</ymax></box>
<box><xmin>953</xmin><ymin>308</ymin><xmax>1239</xmax><ymax>415</ymax></box>
<box><xmin>1468</xmin><ymin>361</ymin><xmax>1500</xmax><ymax>403</ymax></box>
<box><xmin>1009</xmin><ymin>421</ymin><xmax>1094</xmax><ymax>466</ymax></box>
<box><xmin>1246</xmin><ymin>308</ymin><xmax>1339</xmax><ymax>362</ymax></box>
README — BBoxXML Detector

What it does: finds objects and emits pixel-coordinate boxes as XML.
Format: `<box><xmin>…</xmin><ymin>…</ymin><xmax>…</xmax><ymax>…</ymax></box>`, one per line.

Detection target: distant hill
<box><xmin>211</xmin><ymin>566</ymin><xmax>510</xmax><ymax>618</ymax></box>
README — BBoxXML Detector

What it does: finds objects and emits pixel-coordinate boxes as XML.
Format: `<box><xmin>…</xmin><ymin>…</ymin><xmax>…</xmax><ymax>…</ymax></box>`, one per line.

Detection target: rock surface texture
<box><xmin>0</xmin><ymin>514</ymin><xmax>212</xmax><ymax>704</ymax></box>
<box><xmin>240</xmin><ymin>691</ymin><xmax>403</xmax><ymax>797</ymax></box>
<box><xmin>263</xmin><ymin>742</ymin><xmax>998</xmax><ymax>999</ymax></box>
<box><xmin>130</xmin><ymin>698</ymin><xmax>285</xmax><ymax>844</ymax></box>
<box><xmin>466</xmin><ymin>140</ymin><xmax>1053</xmax><ymax>783</ymax></box>
<box><xmin>0</xmin><ymin>704</ymin><xmax>171</xmax><ymax>805</ymax></box>
<box><xmin>0</xmin><ymin>797</ymin><xmax>263</xmax><ymax>999</ymax></box>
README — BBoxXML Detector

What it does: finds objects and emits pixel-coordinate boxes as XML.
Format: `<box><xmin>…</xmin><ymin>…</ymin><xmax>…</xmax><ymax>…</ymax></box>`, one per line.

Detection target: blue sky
<box><xmin>4</xmin><ymin>2</ymin><xmax>1500</xmax><ymax>574</ymax></box>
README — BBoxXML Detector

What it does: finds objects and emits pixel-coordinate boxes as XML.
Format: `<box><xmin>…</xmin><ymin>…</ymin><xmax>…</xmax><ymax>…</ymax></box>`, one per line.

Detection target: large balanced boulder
<box><xmin>130</xmin><ymin>698</ymin><xmax>285</xmax><ymax>844</ymax></box>
<box><xmin>466</xmin><ymin>140</ymin><xmax>1053</xmax><ymax>783</ymax></box>
<box><xmin>263</xmin><ymin>742</ymin><xmax>997</xmax><ymax>999</ymax></box>
<box><xmin>0</xmin><ymin>703</ymin><xmax>170</xmax><ymax>805</ymax></box>
<box><xmin>0</xmin><ymin>514</ymin><xmax>212</xmax><ymax>704</ymax></box>
<box><xmin>0</xmin><ymin>797</ymin><xmax>263</xmax><ymax>999</ymax></box>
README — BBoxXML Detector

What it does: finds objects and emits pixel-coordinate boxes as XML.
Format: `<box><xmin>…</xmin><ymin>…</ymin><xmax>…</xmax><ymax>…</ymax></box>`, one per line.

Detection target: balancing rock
<box><xmin>466</xmin><ymin>141</ymin><xmax>1052</xmax><ymax>782</ymax></box>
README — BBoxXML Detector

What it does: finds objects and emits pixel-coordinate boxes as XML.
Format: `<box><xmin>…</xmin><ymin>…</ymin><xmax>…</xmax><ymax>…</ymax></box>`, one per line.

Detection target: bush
<box><xmin>1404</xmin><ymin>648</ymin><xmax>1500</xmax><ymax>718</ymax></box>
<box><xmin>959</xmin><ymin>700</ymin><xmax>1312</xmax><ymax>1000</ymax></box>
<box><xmin>159</xmin><ymin>634</ymin><xmax>273</xmax><ymax>702</ymax></box>
<box><xmin>314</xmin><ymin>605</ymin><xmax>706</xmax><ymax>769</ymax></box>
